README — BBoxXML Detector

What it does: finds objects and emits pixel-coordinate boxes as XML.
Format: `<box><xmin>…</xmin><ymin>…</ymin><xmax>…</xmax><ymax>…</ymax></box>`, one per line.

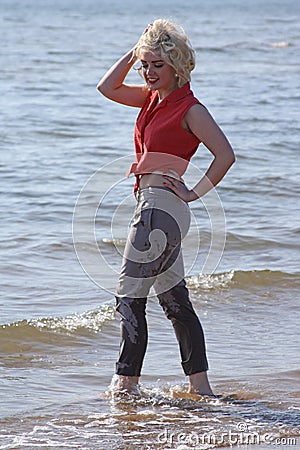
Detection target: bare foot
<box><xmin>188</xmin><ymin>371</ymin><xmax>214</xmax><ymax>396</ymax></box>
<box><xmin>115</xmin><ymin>375</ymin><xmax>141</xmax><ymax>396</ymax></box>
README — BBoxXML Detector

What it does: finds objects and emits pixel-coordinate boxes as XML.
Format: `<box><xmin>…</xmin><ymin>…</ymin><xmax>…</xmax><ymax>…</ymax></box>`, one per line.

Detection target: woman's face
<box><xmin>140</xmin><ymin>51</ymin><xmax>178</xmax><ymax>95</ymax></box>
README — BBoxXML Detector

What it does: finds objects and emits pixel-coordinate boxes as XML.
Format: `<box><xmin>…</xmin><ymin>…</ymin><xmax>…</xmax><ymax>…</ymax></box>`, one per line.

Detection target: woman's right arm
<box><xmin>97</xmin><ymin>49</ymin><xmax>149</xmax><ymax>107</ymax></box>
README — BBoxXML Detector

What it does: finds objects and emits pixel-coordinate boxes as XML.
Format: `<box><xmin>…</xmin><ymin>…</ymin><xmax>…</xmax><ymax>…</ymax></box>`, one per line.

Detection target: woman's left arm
<box><xmin>163</xmin><ymin>104</ymin><xmax>235</xmax><ymax>202</ymax></box>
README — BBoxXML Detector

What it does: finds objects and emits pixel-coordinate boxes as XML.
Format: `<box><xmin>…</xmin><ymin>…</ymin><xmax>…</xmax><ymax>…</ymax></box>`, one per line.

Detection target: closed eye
<box><xmin>141</xmin><ymin>61</ymin><xmax>164</xmax><ymax>69</ymax></box>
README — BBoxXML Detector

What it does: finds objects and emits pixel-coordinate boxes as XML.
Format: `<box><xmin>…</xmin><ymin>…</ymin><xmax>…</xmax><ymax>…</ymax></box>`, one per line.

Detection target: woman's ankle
<box><xmin>188</xmin><ymin>371</ymin><xmax>213</xmax><ymax>396</ymax></box>
<box><xmin>116</xmin><ymin>375</ymin><xmax>140</xmax><ymax>393</ymax></box>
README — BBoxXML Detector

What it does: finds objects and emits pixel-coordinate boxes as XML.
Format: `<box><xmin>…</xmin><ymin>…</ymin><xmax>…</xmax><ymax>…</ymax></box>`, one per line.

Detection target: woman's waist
<box><xmin>139</xmin><ymin>172</ymin><xmax>182</xmax><ymax>190</ymax></box>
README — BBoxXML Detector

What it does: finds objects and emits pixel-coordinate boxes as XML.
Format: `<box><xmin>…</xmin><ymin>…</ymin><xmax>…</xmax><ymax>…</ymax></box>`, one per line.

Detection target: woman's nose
<box><xmin>146</xmin><ymin>65</ymin><xmax>155</xmax><ymax>75</ymax></box>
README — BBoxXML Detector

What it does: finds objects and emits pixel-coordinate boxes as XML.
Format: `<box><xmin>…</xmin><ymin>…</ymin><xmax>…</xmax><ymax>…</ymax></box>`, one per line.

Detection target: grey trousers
<box><xmin>115</xmin><ymin>187</ymin><xmax>209</xmax><ymax>376</ymax></box>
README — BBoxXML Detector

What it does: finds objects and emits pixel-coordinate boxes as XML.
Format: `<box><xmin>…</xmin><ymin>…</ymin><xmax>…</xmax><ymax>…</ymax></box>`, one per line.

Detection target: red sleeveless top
<box><xmin>126</xmin><ymin>83</ymin><xmax>201</xmax><ymax>194</ymax></box>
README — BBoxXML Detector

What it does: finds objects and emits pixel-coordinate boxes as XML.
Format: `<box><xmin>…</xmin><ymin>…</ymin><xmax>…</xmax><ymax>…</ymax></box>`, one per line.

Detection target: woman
<box><xmin>97</xmin><ymin>19</ymin><xmax>235</xmax><ymax>396</ymax></box>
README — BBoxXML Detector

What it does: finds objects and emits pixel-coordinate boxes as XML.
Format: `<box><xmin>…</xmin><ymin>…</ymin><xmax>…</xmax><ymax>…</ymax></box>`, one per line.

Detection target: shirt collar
<box><xmin>161</xmin><ymin>82</ymin><xmax>192</xmax><ymax>103</ymax></box>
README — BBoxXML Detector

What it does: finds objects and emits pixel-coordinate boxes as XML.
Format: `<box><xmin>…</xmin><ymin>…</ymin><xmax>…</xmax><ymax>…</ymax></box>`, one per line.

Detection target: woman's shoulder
<box><xmin>184</xmin><ymin>103</ymin><xmax>210</xmax><ymax>125</ymax></box>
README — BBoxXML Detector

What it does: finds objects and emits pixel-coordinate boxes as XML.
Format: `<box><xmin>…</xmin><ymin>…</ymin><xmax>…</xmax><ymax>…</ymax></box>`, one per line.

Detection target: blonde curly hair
<box><xmin>133</xmin><ymin>19</ymin><xmax>195</xmax><ymax>88</ymax></box>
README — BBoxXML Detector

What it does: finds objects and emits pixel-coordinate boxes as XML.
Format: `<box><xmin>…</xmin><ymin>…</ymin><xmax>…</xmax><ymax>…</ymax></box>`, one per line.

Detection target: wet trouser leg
<box><xmin>115</xmin><ymin>297</ymin><xmax>147</xmax><ymax>376</ymax></box>
<box><xmin>157</xmin><ymin>280</ymin><xmax>208</xmax><ymax>375</ymax></box>
<box><xmin>115</xmin><ymin>283</ymin><xmax>209</xmax><ymax>376</ymax></box>
<box><xmin>115</xmin><ymin>187</ymin><xmax>209</xmax><ymax>377</ymax></box>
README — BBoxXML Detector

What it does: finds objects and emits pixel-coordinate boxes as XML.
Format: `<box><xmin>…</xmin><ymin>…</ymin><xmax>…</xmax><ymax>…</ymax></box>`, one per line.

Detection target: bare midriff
<box><xmin>139</xmin><ymin>172</ymin><xmax>182</xmax><ymax>190</ymax></box>
<box><xmin>139</xmin><ymin>173</ymin><xmax>166</xmax><ymax>189</ymax></box>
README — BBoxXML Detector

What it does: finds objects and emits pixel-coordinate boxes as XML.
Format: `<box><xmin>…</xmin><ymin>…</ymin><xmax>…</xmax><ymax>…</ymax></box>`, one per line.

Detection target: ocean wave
<box><xmin>187</xmin><ymin>271</ymin><xmax>235</xmax><ymax>290</ymax></box>
<box><xmin>1</xmin><ymin>271</ymin><xmax>298</xmax><ymax>347</ymax></box>
<box><xmin>102</xmin><ymin>237</ymin><xmax>126</xmax><ymax>247</ymax></box>
<box><xmin>0</xmin><ymin>302</ymin><xmax>116</xmax><ymax>345</ymax></box>
<box><xmin>187</xmin><ymin>269</ymin><xmax>300</xmax><ymax>291</ymax></box>
<box><xmin>30</xmin><ymin>303</ymin><xmax>116</xmax><ymax>333</ymax></box>
<box><xmin>270</xmin><ymin>41</ymin><xmax>291</xmax><ymax>48</ymax></box>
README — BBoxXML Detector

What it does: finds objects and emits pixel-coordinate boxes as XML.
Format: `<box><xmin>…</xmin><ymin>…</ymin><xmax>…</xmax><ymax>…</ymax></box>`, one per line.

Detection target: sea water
<box><xmin>0</xmin><ymin>0</ymin><xmax>299</xmax><ymax>448</ymax></box>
